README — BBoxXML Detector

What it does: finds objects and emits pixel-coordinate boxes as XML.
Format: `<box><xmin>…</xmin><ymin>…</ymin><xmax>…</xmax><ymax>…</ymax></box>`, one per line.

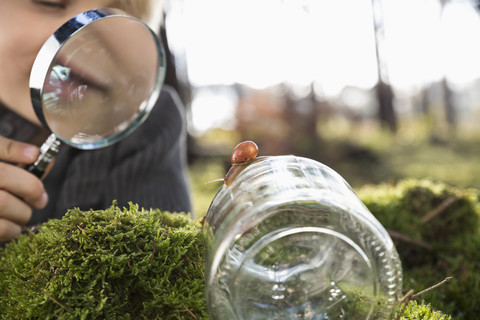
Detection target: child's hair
<box><xmin>109</xmin><ymin>0</ymin><xmax>152</xmax><ymax>20</ymax></box>
<box><xmin>108</xmin><ymin>0</ymin><xmax>163</xmax><ymax>30</ymax></box>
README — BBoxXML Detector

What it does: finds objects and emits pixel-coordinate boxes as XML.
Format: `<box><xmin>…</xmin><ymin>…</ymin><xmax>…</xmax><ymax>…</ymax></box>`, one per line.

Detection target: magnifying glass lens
<box><xmin>32</xmin><ymin>10</ymin><xmax>164</xmax><ymax>149</ymax></box>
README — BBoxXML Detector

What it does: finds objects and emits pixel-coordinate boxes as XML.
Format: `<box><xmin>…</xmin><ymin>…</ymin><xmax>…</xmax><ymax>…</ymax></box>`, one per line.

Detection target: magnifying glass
<box><xmin>26</xmin><ymin>8</ymin><xmax>165</xmax><ymax>177</ymax></box>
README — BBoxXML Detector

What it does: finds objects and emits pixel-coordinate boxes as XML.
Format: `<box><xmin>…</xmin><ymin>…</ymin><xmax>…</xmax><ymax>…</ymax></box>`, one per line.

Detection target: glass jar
<box><xmin>204</xmin><ymin>155</ymin><xmax>402</xmax><ymax>320</ymax></box>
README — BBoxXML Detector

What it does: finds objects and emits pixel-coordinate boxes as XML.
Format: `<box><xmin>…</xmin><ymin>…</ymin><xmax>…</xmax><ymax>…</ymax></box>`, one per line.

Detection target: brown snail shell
<box><xmin>231</xmin><ymin>141</ymin><xmax>258</xmax><ymax>165</ymax></box>
<box><xmin>205</xmin><ymin>141</ymin><xmax>259</xmax><ymax>186</ymax></box>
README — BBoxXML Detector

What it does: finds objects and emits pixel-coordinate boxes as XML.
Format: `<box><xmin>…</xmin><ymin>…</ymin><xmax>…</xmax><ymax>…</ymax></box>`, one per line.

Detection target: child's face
<box><xmin>0</xmin><ymin>0</ymin><xmax>110</xmax><ymax>125</ymax></box>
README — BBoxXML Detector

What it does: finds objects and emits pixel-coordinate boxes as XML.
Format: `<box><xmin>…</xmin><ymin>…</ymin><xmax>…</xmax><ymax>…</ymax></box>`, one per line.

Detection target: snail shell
<box><xmin>231</xmin><ymin>141</ymin><xmax>258</xmax><ymax>165</ymax></box>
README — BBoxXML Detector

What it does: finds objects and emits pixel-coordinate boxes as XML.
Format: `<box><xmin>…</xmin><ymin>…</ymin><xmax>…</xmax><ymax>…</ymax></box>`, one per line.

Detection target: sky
<box><xmin>165</xmin><ymin>0</ymin><xmax>480</xmax><ymax>133</ymax></box>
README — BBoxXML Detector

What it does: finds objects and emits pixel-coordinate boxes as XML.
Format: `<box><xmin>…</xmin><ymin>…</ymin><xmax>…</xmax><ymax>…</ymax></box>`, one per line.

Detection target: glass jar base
<box><xmin>232</xmin><ymin>227</ymin><xmax>377</xmax><ymax>320</ymax></box>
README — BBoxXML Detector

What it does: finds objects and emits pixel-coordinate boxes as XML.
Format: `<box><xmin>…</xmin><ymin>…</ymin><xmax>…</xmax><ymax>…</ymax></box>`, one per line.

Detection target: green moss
<box><xmin>358</xmin><ymin>179</ymin><xmax>480</xmax><ymax>319</ymax></box>
<box><xmin>0</xmin><ymin>189</ymin><xmax>462</xmax><ymax>319</ymax></box>
<box><xmin>398</xmin><ymin>300</ymin><xmax>452</xmax><ymax>320</ymax></box>
<box><xmin>0</xmin><ymin>203</ymin><xmax>207</xmax><ymax>320</ymax></box>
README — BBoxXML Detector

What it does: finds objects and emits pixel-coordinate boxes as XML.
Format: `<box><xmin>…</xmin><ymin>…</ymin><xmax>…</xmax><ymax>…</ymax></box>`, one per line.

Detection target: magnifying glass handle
<box><xmin>25</xmin><ymin>133</ymin><xmax>62</xmax><ymax>179</ymax></box>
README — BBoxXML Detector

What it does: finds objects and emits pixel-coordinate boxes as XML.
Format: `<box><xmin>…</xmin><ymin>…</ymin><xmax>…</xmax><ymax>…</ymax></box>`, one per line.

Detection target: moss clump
<box><xmin>0</xmin><ymin>191</ymin><xmax>461</xmax><ymax>319</ymax></box>
<box><xmin>0</xmin><ymin>203</ymin><xmax>207</xmax><ymax>320</ymax></box>
<box><xmin>357</xmin><ymin>179</ymin><xmax>480</xmax><ymax>319</ymax></box>
<box><xmin>399</xmin><ymin>300</ymin><xmax>452</xmax><ymax>320</ymax></box>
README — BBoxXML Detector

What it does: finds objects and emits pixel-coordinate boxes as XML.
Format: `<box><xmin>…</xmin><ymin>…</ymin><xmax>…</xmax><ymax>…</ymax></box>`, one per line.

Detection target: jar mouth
<box><xmin>231</xmin><ymin>226</ymin><xmax>377</xmax><ymax>319</ymax></box>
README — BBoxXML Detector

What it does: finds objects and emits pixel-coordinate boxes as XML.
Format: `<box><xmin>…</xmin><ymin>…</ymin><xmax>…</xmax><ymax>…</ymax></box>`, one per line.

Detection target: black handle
<box><xmin>25</xmin><ymin>163</ymin><xmax>47</xmax><ymax>179</ymax></box>
<box><xmin>24</xmin><ymin>133</ymin><xmax>61</xmax><ymax>179</ymax></box>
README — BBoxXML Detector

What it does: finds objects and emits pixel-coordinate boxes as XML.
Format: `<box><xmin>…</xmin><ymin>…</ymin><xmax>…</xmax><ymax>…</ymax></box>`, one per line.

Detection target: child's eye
<box><xmin>32</xmin><ymin>0</ymin><xmax>67</xmax><ymax>9</ymax></box>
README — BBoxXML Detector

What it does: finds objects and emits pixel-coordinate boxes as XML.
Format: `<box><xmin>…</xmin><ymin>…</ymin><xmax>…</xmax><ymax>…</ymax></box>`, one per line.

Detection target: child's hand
<box><xmin>0</xmin><ymin>136</ymin><xmax>48</xmax><ymax>242</ymax></box>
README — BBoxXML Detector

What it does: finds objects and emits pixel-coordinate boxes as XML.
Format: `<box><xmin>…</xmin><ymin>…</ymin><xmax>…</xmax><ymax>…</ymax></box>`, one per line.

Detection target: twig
<box><xmin>412</xmin><ymin>276</ymin><xmax>453</xmax><ymax>299</ymax></box>
<box><xmin>150</xmin><ymin>236</ymin><xmax>157</xmax><ymax>263</ymax></box>
<box><xmin>39</xmin><ymin>287</ymin><xmax>69</xmax><ymax>311</ymax></box>
<box><xmin>400</xmin><ymin>289</ymin><xmax>415</xmax><ymax>304</ymax></box>
<box><xmin>76</xmin><ymin>225</ymin><xmax>91</xmax><ymax>233</ymax></box>
<box><xmin>387</xmin><ymin>229</ymin><xmax>432</xmax><ymax>250</ymax></box>
<box><xmin>395</xmin><ymin>289</ymin><xmax>414</xmax><ymax>320</ymax></box>
<box><xmin>183</xmin><ymin>304</ymin><xmax>198</xmax><ymax>319</ymax></box>
<box><xmin>421</xmin><ymin>197</ymin><xmax>459</xmax><ymax>223</ymax></box>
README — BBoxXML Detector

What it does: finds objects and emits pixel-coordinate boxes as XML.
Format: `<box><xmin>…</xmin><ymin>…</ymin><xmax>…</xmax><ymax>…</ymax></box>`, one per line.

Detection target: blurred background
<box><xmin>158</xmin><ymin>0</ymin><xmax>480</xmax><ymax>217</ymax></box>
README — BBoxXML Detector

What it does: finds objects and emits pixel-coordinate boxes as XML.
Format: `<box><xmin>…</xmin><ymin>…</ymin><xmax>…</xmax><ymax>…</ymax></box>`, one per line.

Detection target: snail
<box><xmin>206</xmin><ymin>140</ymin><xmax>258</xmax><ymax>186</ymax></box>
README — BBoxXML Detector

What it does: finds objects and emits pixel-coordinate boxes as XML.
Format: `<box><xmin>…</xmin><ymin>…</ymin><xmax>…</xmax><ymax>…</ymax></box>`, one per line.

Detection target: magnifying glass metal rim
<box><xmin>29</xmin><ymin>7</ymin><xmax>166</xmax><ymax>150</ymax></box>
<box><xmin>26</xmin><ymin>8</ymin><xmax>166</xmax><ymax>178</ymax></box>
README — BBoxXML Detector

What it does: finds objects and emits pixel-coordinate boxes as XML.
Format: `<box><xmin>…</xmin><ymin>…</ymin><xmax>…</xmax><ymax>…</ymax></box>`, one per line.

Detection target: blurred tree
<box><xmin>442</xmin><ymin>78</ymin><xmax>456</xmax><ymax>131</ymax></box>
<box><xmin>371</xmin><ymin>0</ymin><xmax>397</xmax><ymax>132</ymax></box>
<box><xmin>417</xmin><ymin>0</ymin><xmax>460</xmax><ymax>135</ymax></box>
<box><xmin>439</xmin><ymin>0</ymin><xmax>457</xmax><ymax>131</ymax></box>
<box><xmin>374</xmin><ymin>80</ymin><xmax>397</xmax><ymax>132</ymax></box>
